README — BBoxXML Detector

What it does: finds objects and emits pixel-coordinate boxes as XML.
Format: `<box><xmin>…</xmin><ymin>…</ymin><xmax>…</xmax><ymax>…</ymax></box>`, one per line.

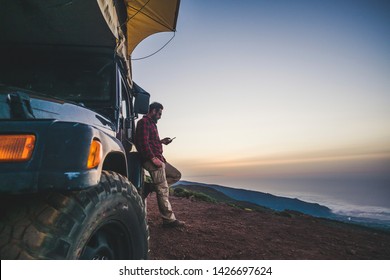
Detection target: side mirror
<box><xmin>133</xmin><ymin>83</ymin><xmax>150</xmax><ymax>114</ymax></box>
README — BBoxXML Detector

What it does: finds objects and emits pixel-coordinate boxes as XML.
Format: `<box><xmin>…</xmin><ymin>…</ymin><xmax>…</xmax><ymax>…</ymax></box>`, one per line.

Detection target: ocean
<box><xmin>185</xmin><ymin>174</ymin><xmax>390</xmax><ymax>228</ymax></box>
<box><xmin>254</xmin><ymin>179</ymin><xmax>390</xmax><ymax>223</ymax></box>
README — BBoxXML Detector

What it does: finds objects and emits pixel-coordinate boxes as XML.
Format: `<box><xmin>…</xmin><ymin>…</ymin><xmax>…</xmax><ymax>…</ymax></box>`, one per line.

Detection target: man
<box><xmin>135</xmin><ymin>102</ymin><xmax>185</xmax><ymax>228</ymax></box>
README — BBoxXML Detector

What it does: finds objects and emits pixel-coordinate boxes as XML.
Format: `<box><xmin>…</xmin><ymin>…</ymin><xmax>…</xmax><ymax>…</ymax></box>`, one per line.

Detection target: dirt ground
<box><xmin>146</xmin><ymin>194</ymin><xmax>390</xmax><ymax>260</ymax></box>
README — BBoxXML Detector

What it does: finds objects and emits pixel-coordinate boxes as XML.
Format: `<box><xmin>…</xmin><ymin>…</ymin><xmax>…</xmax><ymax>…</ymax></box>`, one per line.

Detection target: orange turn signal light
<box><xmin>0</xmin><ymin>134</ymin><xmax>36</xmax><ymax>162</ymax></box>
<box><xmin>87</xmin><ymin>140</ymin><xmax>102</xmax><ymax>169</ymax></box>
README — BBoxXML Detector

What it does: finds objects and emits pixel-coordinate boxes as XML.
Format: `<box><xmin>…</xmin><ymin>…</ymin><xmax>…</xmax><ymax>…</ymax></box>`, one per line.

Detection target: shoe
<box><xmin>162</xmin><ymin>219</ymin><xmax>186</xmax><ymax>228</ymax></box>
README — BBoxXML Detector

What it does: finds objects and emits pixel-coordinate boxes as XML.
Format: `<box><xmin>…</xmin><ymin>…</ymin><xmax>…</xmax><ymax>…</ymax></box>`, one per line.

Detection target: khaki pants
<box><xmin>143</xmin><ymin>161</ymin><xmax>181</xmax><ymax>222</ymax></box>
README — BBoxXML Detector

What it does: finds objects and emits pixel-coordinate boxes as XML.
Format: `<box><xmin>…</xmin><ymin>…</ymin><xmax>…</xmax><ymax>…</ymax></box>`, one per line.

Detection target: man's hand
<box><xmin>161</xmin><ymin>137</ymin><xmax>174</xmax><ymax>145</ymax></box>
<box><xmin>152</xmin><ymin>157</ymin><xmax>163</xmax><ymax>168</ymax></box>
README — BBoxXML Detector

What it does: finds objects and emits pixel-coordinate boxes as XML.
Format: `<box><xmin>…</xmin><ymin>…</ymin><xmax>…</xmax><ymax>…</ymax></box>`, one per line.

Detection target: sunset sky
<box><xmin>131</xmin><ymin>0</ymin><xmax>390</xmax><ymax>206</ymax></box>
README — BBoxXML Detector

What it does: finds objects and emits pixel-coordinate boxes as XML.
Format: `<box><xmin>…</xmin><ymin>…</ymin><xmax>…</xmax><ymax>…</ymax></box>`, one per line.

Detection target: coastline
<box><xmin>174</xmin><ymin>180</ymin><xmax>390</xmax><ymax>231</ymax></box>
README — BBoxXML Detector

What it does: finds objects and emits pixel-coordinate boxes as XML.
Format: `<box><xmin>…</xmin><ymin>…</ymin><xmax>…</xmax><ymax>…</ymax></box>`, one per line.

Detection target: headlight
<box><xmin>0</xmin><ymin>134</ymin><xmax>36</xmax><ymax>162</ymax></box>
<box><xmin>87</xmin><ymin>139</ymin><xmax>102</xmax><ymax>169</ymax></box>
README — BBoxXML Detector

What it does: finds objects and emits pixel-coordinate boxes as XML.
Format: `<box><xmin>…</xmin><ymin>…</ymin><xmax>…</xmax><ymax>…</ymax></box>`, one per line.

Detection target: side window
<box><xmin>119</xmin><ymin>74</ymin><xmax>133</xmax><ymax>143</ymax></box>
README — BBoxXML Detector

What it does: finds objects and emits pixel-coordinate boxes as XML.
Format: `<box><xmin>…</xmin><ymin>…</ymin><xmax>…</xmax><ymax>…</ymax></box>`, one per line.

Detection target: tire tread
<box><xmin>0</xmin><ymin>171</ymin><xmax>148</xmax><ymax>259</ymax></box>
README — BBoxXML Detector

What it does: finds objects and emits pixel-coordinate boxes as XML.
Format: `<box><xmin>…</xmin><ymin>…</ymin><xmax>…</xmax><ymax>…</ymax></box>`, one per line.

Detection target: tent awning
<box><xmin>124</xmin><ymin>0</ymin><xmax>180</xmax><ymax>55</ymax></box>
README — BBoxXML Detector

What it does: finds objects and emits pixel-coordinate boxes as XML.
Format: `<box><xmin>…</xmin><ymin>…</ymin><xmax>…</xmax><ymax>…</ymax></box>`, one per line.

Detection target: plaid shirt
<box><xmin>135</xmin><ymin>115</ymin><xmax>166</xmax><ymax>163</ymax></box>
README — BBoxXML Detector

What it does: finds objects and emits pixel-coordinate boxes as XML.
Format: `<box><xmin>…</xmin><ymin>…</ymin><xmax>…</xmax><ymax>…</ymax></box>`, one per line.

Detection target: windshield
<box><xmin>0</xmin><ymin>47</ymin><xmax>115</xmax><ymax>103</ymax></box>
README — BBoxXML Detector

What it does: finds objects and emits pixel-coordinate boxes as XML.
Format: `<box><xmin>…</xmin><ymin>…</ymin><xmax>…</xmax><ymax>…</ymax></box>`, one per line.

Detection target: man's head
<box><xmin>148</xmin><ymin>102</ymin><xmax>164</xmax><ymax>123</ymax></box>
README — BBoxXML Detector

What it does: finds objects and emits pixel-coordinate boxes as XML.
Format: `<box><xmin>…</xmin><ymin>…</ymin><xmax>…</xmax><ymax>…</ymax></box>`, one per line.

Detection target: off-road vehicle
<box><xmin>0</xmin><ymin>0</ymin><xmax>180</xmax><ymax>259</ymax></box>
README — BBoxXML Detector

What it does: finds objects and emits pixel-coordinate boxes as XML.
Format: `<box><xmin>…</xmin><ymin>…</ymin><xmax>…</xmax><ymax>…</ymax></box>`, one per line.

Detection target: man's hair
<box><xmin>149</xmin><ymin>102</ymin><xmax>164</xmax><ymax>112</ymax></box>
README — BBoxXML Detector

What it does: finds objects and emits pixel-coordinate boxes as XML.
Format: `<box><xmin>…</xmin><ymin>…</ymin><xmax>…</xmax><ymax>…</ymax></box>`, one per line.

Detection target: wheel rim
<box><xmin>80</xmin><ymin>221</ymin><xmax>132</xmax><ymax>260</ymax></box>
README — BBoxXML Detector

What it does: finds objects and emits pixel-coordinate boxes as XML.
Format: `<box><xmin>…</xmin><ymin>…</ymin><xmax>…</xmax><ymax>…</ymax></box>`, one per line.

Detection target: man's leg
<box><xmin>143</xmin><ymin>161</ymin><xmax>176</xmax><ymax>222</ymax></box>
<box><xmin>165</xmin><ymin>162</ymin><xmax>181</xmax><ymax>186</ymax></box>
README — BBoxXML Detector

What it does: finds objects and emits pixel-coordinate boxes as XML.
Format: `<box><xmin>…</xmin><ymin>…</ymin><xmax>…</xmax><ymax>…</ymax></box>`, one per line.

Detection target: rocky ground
<box><xmin>146</xmin><ymin>194</ymin><xmax>390</xmax><ymax>260</ymax></box>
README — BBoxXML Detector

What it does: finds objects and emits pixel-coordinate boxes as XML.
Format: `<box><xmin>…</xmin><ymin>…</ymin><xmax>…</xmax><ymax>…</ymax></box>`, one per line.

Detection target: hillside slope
<box><xmin>146</xmin><ymin>194</ymin><xmax>390</xmax><ymax>259</ymax></box>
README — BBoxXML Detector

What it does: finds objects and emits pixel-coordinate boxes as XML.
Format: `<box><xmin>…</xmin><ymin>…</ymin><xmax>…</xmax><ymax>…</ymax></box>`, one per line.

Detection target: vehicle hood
<box><xmin>0</xmin><ymin>85</ymin><xmax>115</xmax><ymax>134</ymax></box>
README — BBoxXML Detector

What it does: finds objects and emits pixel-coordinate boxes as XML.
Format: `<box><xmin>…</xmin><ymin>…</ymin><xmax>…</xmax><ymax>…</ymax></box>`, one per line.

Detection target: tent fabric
<box><xmin>97</xmin><ymin>0</ymin><xmax>131</xmax><ymax>84</ymax></box>
<box><xmin>0</xmin><ymin>0</ymin><xmax>180</xmax><ymax>58</ymax></box>
<box><xmin>124</xmin><ymin>0</ymin><xmax>180</xmax><ymax>55</ymax></box>
<box><xmin>0</xmin><ymin>0</ymin><xmax>117</xmax><ymax>48</ymax></box>
<box><xmin>97</xmin><ymin>0</ymin><xmax>180</xmax><ymax>84</ymax></box>
<box><xmin>0</xmin><ymin>0</ymin><xmax>180</xmax><ymax>86</ymax></box>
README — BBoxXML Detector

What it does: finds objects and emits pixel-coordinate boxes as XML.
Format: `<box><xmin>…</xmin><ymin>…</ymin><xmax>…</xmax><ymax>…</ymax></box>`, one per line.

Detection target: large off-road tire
<box><xmin>0</xmin><ymin>171</ymin><xmax>148</xmax><ymax>259</ymax></box>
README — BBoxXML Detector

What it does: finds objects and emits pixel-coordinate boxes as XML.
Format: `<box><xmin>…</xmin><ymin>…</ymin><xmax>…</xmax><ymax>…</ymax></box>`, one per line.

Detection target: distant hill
<box><xmin>174</xmin><ymin>181</ymin><xmax>334</xmax><ymax>218</ymax></box>
<box><xmin>172</xmin><ymin>184</ymin><xmax>271</xmax><ymax>212</ymax></box>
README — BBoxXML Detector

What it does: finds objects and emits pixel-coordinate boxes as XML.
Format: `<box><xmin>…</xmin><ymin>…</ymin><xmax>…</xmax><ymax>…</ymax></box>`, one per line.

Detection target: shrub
<box><xmin>173</xmin><ymin>187</ymin><xmax>216</xmax><ymax>203</ymax></box>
